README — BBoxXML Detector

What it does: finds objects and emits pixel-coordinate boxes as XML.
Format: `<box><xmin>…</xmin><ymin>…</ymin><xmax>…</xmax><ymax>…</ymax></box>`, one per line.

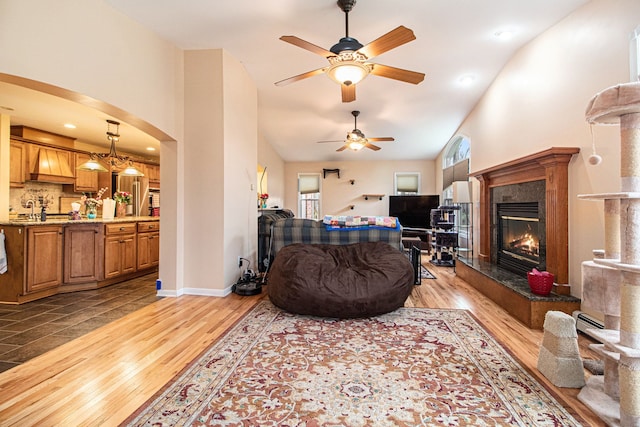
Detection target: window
<box><xmin>394</xmin><ymin>172</ymin><xmax>420</xmax><ymax>195</ymax></box>
<box><xmin>441</xmin><ymin>135</ymin><xmax>471</xmax><ymax>204</ymax></box>
<box><xmin>631</xmin><ymin>25</ymin><xmax>640</xmax><ymax>82</ymax></box>
<box><xmin>298</xmin><ymin>173</ymin><xmax>321</xmax><ymax>219</ymax></box>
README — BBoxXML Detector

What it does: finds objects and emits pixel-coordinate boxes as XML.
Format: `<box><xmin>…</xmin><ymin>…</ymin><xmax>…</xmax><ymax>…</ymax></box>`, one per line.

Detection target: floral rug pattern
<box><xmin>126</xmin><ymin>301</ymin><xmax>581</xmax><ymax>426</ymax></box>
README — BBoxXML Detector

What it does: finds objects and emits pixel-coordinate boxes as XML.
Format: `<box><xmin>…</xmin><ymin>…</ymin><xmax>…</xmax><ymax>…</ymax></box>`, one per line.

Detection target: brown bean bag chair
<box><xmin>268</xmin><ymin>241</ymin><xmax>414</xmax><ymax>318</ymax></box>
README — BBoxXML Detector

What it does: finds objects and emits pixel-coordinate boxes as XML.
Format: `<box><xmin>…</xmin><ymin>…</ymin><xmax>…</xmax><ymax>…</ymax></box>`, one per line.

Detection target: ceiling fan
<box><xmin>275</xmin><ymin>0</ymin><xmax>425</xmax><ymax>103</ymax></box>
<box><xmin>317</xmin><ymin>110</ymin><xmax>394</xmax><ymax>152</ymax></box>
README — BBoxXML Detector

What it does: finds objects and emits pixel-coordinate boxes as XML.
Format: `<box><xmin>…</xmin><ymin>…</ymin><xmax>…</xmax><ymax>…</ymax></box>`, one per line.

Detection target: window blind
<box><xmin>298</xmin><ymin>174</ymin><xmax>320</xmax><ymax>194</ymax></box>
<box><xmin>396</xmin><ymin>174</ymin><xmax>419</xmax><ymax>192</ymax></box>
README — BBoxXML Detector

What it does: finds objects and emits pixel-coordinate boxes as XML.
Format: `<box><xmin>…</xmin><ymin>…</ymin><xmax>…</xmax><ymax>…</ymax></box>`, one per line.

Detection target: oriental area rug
<box><xmin>125</xmin><ymin>301</ymin><xmax>583</xmax><ymax>427</ymax></box>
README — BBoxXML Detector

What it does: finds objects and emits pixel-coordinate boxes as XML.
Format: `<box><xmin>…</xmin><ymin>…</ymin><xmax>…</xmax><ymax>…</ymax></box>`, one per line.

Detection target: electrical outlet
<box><xmin>238</xmin><ymin>256</ymin><xmax>243</xmax><ymax>268</ymax></box>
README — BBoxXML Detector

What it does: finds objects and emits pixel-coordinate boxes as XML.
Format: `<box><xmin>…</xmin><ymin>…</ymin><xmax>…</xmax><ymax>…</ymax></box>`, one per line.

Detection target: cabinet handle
<box><xmin>119</xmin><ymin>240</ymin><xmax>125</xmax><ymax>243</ymax></box>
<box><xmin>119</xmin><ymin>227</ymin><xmax>126</xmax><ymax>231</ymax></box>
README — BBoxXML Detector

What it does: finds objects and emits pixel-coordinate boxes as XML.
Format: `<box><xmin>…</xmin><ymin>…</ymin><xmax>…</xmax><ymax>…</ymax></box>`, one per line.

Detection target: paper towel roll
<box><xmin>102</xmin><ymin>199</ymin><xmax>115</xmax><ymax>220</ymax></box>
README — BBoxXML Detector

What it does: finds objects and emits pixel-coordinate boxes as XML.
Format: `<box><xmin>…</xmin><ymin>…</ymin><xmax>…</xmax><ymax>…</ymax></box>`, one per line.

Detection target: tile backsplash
<box><xmin>10</xmin><ymin>182</ymin><xmax>83</xmax><ymax>215</ymax></box>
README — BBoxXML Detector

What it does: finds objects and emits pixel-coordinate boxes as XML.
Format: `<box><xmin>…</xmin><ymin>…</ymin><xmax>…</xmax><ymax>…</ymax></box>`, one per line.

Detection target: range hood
<box><xmin>29</xmin><ymin>147</ymin><xmax>75</xmax><ymax>184</ymax></box>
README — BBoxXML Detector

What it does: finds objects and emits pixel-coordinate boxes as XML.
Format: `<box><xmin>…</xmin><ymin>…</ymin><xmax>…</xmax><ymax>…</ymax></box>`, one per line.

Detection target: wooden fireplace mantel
<box><xmin>471</xmin><ymin>147</ymin><xmax>580</xmax><ymax>284</ymax></box>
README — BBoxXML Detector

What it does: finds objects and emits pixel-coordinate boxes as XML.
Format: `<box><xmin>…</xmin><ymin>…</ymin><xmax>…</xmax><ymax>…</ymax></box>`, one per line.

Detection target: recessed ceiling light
<box><xmin>458</xmin><ymin>75</ymin><xmax>475</xmax><ymax>86</ymax></box>
<box><xmin>146</xmin><ymin>147</ymin><xmax>156</xmax><ymax>151</ymax></box>
<box><xmin>494</xmin><ymin>30</ymin><xmax>514</xmax><ymax>40</ymax></box>
<box><xmin>64</xmin><ymin>123</ymin><xmax>76</xmax><ymax>129</ymax></box>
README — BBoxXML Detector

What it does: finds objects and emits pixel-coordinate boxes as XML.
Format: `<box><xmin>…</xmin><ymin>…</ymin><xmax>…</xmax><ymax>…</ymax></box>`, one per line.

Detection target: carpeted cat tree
<box><xmin>578</xmin><ymin>81</ymin><xmax>640</xmax><ymax>427</ymax></box>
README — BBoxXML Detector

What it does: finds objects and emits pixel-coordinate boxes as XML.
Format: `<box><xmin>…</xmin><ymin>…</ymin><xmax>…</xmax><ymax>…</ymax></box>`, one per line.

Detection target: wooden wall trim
<box><xmin>471</xmin><ymin>147</ymin><xmax>579</xmax><ymax>283</ymax></box>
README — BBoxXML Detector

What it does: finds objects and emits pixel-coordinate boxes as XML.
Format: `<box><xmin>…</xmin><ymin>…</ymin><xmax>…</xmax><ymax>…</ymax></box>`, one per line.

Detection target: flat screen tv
<box><xmin>389</xmin><ymin>195</ymin><xmax>440</xmax><ymax>230</ymax></box>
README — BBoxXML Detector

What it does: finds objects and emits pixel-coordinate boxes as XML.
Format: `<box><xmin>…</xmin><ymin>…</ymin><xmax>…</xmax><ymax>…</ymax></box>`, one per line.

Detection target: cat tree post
<box><xmin>578</xmin><ymin>82</ymin><xmax>640</xmax><ymax>427</ymax></box>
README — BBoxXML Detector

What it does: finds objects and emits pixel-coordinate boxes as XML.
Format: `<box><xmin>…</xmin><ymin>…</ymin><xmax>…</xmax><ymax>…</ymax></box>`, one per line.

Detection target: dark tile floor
<box><xmin>0</xmin><ymin>274</ymin><xmax>161</xmax><ymax>373</ymax></box>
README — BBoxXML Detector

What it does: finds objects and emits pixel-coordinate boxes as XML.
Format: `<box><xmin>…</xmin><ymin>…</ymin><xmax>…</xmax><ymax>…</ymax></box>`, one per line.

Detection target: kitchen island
<box><xmin>0</xmin><ymin>216</ymin><xmax>159</xmax><ymax>304</ymax></box>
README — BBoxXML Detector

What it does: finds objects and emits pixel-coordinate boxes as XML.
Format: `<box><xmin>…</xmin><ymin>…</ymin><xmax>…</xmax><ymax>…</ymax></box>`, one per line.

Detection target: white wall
<box><xmin>221</xmin><ymin>50</ymin><xmax>258</xmax><ymax>287</ymax></box>
<box><xmin>284</xmin><ymin>160</ymin><xmax>437</xmax><ymax>217</ymax></box>
<box><xmin>258</xmin><ymin>134</ymin><xmax>285</xmax><ymax>209</ymax></box>
<box><xmin>182</xmin><ymin>49</ymin><xmax>258</xmax><ymax>295</ymax></box>
<box><xmin>455</xmin><ymin>0</ymin><xmax>640</xmax><ymax>299</ymax></box>
<box><xmin>0</xmin><ymin>0</ymin><xmax>181</xmax><ymax>139</ymax></box>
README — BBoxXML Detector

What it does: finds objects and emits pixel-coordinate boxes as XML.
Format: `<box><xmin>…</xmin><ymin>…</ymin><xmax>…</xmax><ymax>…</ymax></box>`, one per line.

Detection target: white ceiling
<box><xmin>2</xmin><ymin>0</ymin><xmax>588</xmax><ymax>162</ymax></box>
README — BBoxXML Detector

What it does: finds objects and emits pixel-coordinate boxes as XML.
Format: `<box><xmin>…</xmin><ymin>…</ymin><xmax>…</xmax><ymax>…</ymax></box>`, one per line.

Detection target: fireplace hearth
<box><xmin>497</xmin><ymin>202</ymin><xmax>540</xmax><ymax>275</ymax></box>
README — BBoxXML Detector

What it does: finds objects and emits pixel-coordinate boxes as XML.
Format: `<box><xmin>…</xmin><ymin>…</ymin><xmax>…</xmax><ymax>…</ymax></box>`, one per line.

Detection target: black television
<box><xmin>389</xmin><ymin>195</ymin><xmax>440</xmax><ymax>230</ymax></box>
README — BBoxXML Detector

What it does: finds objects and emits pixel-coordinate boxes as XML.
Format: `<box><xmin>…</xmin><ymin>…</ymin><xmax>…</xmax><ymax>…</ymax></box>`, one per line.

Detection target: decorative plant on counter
<box><xmin>259</xmin><ymin>193</ymin><xmax>269</xmax><ymax>208</ymax></box>
<box><xmin>113</xmin><ymin>191</ymin><xmax>132</xmax><ymax>204</ymax></box>
<box><xmin>80</xmin><ymin>187</ymin><xmax>108</xmax><ymax>219</ymax></box>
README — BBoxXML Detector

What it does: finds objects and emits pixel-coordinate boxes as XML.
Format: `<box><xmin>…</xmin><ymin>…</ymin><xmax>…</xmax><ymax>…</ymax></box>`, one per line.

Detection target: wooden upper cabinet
<box><xmin>146</xmin><ymin>163</ymin><xmax>160</xmax><ymax>188</ymax></box>
<box><xmin>73</xmin><ymin>152</ymin><xmax>99</xmax><ymax>192</ymax></box>
<box><xmin>10</xmin><ymin>140</ymin><xmax>26</xmax><ymax>188</ymax></box>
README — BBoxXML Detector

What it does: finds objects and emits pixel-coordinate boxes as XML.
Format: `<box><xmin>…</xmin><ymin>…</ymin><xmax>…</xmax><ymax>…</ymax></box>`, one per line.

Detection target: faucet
<box><xmin>25</xmin><ymin>200</ymin><xmax>35</xmax><ymax>221</ymax></box>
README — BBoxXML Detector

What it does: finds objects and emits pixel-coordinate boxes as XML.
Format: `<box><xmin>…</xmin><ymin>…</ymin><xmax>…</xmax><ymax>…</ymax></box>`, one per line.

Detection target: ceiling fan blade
<box><xmin>341</xmin><ymin>84</ymin><xmax>356</xmax><ymax>103</ymax></box>
<box><xmin>357</xmin><ymin>26</ymin><xmax>416</xmax><ymax>59</ymax></box>
<box><xmin>370</xmin><ymin>63</ymin><xmax>425</xmax><ymax>84</ymax></box>
<box><xmin>336</xmin><ymin>145</ymin><xmax>348</xmax><ymax>152</ymax></box>
<box><xmin>275</xmin><ymin>67</ymin><xmax>327</xmax><ymax>86</ymax></box>
<box><xmin>367</xmin><ymin>137</ymin><xmax>395</xmax><ymax>142</ymax></box>
<box><xmin>365</xmin><ymin>142</ymin><xmax>382</xmax><ymax>151</ymax></box>
<box><xmin>279</xmin><ymin>36</ymin><xmax>334</xmax><ymax>58</ymax></box>
<box><xmin>316</xmin><ymin>140</ymin><xmax>344</xmax><ymax>144</ymax></box>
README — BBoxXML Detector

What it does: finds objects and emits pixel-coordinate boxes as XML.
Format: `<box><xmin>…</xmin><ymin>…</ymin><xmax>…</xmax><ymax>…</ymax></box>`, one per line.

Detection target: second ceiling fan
<box><xmin>275</xmin><ymin>0</ymin><xmax>425</xmax><ymax>102</ymax></box>
<box><xmin>317</xmin><ymin>110</ymin><xmax>394</xmax><ymax>152</ymax></box>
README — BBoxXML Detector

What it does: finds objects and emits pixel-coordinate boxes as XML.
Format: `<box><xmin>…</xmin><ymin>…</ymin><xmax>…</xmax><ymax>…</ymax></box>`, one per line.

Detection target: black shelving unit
<box><xmin>430</xmin><ymin>205</ymin><xmax>460</xmax><ymax>267</ymax></box>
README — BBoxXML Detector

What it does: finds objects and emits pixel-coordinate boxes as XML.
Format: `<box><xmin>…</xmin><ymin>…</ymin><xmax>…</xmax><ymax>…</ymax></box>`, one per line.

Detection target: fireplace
<box><xmin>497</xmin><ymin>202</ymin><xmax>540</xmax><ymax>275</ymax></box>
<box><xmin>473</xmin><ymin>147</ymin><xmax>579</xmax><ymax>284</ymax></box>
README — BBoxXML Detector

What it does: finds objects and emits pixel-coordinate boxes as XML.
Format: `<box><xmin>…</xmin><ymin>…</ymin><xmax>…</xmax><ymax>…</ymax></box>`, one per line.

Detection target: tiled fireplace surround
<box><xmin>456</xmin><ymin>147</ymin><xmax>581</xmax><ymax>329</ymax></box>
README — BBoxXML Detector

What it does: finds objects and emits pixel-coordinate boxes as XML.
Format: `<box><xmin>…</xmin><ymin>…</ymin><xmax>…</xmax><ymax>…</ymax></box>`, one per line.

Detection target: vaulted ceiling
<box><xmin>2</xmin><ymin>0</ymin><xmax>588</xmax><ymax>162</ymax></box>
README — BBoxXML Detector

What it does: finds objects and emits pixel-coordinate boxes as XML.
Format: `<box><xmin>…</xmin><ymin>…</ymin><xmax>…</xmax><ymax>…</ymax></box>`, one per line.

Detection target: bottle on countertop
<box><xmin>40</xmin><ymin>206</ymin><xmax>46</xmax><ymax>222</ymax></box>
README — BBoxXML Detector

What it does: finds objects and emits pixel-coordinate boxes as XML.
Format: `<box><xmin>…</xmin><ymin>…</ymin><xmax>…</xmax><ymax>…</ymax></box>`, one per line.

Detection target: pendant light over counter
<box><xmin>76</xmin><ymin>119</ymin><xmax>145</xmax><ymax>176</ymax></box>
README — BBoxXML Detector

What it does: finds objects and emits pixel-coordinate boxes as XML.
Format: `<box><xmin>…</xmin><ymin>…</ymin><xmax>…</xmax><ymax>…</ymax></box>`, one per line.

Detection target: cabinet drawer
<box><xmin>137</xmin><ymin>222</ymin><xmax>160</xmax><ymax>233</ymax></box>
<box><xmin>105</xmin><ymin>223</ymin><xmax>137</xmax><ymax>235</ymax></box>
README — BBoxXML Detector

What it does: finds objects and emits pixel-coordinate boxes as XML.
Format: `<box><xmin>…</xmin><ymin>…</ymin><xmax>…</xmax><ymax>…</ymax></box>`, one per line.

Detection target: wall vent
<box><xmin>572</xmin><ymin>310</ymin><xmax>605</xmax><ymax>342</ymax></box>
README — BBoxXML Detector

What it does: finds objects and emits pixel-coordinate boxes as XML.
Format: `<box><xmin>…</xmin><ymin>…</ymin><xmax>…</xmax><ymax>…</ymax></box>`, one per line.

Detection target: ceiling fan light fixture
<box><xmin>327</xmin><ymin>51</ymin><xmax>371</xmax><ymax>86</ymax></box>
<box><xmin>348</xmin><ymin>139</ymin><xmax>366</xmax><ymax>151</ymax></box>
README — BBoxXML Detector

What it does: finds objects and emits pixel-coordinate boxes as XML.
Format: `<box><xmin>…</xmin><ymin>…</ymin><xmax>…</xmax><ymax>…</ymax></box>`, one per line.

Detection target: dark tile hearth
<box><xmin>0</xmin><ymin>274</ymin><xmax>161</xmax><ymax>373</ymax></box>
<box><xmin>456</xmin><ymin>256</ymin><xmax>581</xmax><ymax>329</ymax></box>
<box><xmin>458</xmin><ymin>257</ymin><xmax>579</xmax><ymax>302</ymax></box>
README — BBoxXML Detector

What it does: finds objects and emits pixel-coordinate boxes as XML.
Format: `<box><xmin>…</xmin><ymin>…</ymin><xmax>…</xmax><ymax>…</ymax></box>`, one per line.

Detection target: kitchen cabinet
<box><xmin>104</xmin><ymin>223</ymin><xmax>137</xmax><ymax>279</ymax></box>
<box><xmin>64</xmin><ymin>224</ymin><xmax>103</xmax><ymax>284</ymax></box>
<box><xmin>10</xmin><ymin>140</ymin><xmax>26</xmax><ymax>187</ymax></box>
<box><xmin>0</xmin><ymin>219</ymin><xmax>158</xmax><ymax>304</ymax></box>
<box><xmin>146</xmin><ymin>163</ymin><xmax>160</xmax><ymax>188</ymax></box>
<box><xmin>73</xmin><ymin>152</ymin><xmax>99</xmax><ymax>192</ymax></box>
<box><xmin>137</xmin><ymin>222</ymin><xmax>160</xmax><ymax>270</ymax></box>
<box><xmin>26</xmin><ymin>225</ymin><xmax>63</xmax><ymax>294</ymax></box>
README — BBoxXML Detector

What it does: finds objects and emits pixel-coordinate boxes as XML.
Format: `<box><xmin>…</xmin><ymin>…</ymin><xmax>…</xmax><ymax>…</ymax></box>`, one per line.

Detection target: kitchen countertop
<box><xmin>0</xmin><ymin>216</ymin><xmax>160</xmax><ymax>226</ymax></box>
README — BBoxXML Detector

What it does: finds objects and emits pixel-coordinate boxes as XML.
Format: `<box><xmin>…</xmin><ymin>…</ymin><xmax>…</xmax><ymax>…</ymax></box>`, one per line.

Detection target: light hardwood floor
<box><xmin>0</xmin><ymin>264</ymin><xmax>605</xmax><ymax>426</ymax></box>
